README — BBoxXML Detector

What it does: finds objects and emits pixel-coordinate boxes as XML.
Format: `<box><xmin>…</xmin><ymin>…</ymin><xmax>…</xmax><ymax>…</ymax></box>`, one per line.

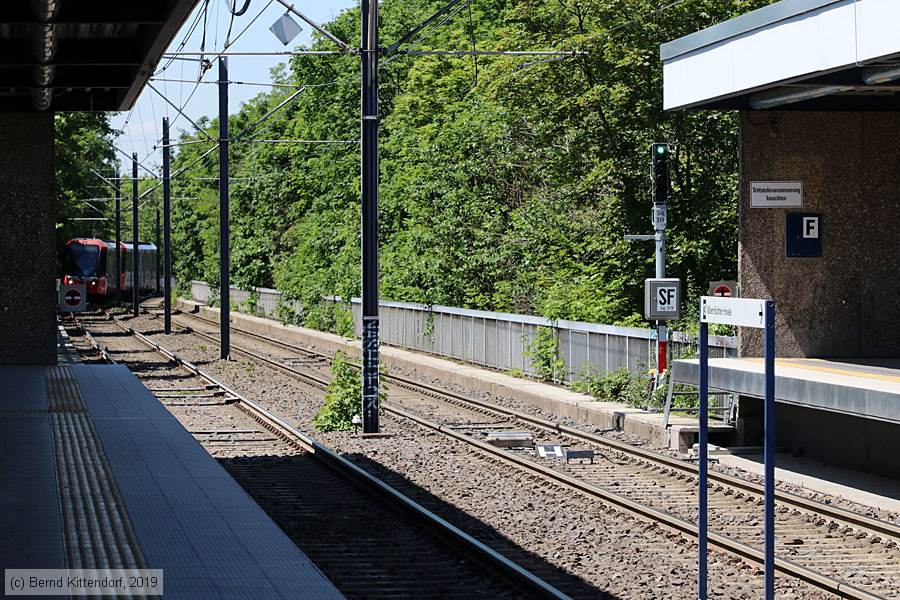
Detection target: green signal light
<box><xmin>656</xmin><ymin>145</ymin><xmax>666</xmax><ymax>155</ymax></box>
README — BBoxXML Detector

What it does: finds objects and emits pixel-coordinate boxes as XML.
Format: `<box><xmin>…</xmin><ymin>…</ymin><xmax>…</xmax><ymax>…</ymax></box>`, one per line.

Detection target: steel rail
<box><xmin>156</xmin><ymin>309</ymin><xmax>897</xmax><ymax>599</ymax></box>
<box><xmin>70</xmin><ymin>315</ymin><xmax>116</xmax><ymax>364</ymax></box>
<box><xmin>171</xmin><ymin>309</ymin><xmax>900</xmax><ymax>543</ymax></box>
<box><xmin>99</xmin><ymin>312</ymin><xmax>571</xmax><ymax>600</ymax></box>
<box><xmin>384</xmin><ymin>403</ymin><xmax>883</xmax><ymax>600</ymax></box>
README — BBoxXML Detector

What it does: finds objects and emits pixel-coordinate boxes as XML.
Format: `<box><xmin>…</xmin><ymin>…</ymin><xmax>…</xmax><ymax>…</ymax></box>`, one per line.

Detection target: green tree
<box><xmin>169</xmin><ymin>0</ymin><xmax>776</xmax><ymax>326</ymax></box>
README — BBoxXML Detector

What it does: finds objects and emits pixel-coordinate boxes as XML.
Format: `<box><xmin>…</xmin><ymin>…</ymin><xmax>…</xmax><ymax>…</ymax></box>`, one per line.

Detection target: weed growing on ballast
<box><xmin>313</xmin><ymin>350</ymin><xmax>387</xmax><ymax>432</ymax></box>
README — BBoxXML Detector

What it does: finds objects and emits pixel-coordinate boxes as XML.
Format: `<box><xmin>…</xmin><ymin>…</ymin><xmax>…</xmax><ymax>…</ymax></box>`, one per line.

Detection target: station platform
<box><xmin>672</xmin><ymin>357</ymin><xmax>900</xmax><ymax>478</ymax></box>
<box><xmin>672</xmin><ymin>357</ymin><xmax>900</xmax><ymax>424</ymax></box>
<box><xmin>0</xmin><ymin>364</ymin><xmax>344</xmax><ymax>599</ymax></box>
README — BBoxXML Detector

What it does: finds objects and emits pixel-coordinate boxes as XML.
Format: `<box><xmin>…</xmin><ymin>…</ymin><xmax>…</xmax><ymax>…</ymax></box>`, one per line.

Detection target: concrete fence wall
<box><xmin>190</xmin><ymin>280</ymin><xmax>736</xmax><ymax>383</ymax></box>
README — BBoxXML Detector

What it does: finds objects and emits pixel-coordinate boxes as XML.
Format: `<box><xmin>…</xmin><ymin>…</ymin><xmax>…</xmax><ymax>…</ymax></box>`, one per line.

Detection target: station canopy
<box><xmin>661</xmin><ymin>0</ymin><xmax>900</xmax><ymax>111</ymax></box>
<box><xmin>0</xmin><ymin>0</ymin><xmax>198</xmax><ymax>112</ymax></box>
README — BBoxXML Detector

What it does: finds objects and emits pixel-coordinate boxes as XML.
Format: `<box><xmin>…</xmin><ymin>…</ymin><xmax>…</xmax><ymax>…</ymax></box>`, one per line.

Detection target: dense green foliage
<box><xmin>571</xmin><ymin>366</ymin><xmax>648</xmax><ymax>406</ymax></box>
<box><xmin>313</xmin><ymin>350</ymin><xmax>385</xmax><ymax>431</ymax></box>
<box><xmin>170</xmin><ymin>0</ymin><xmax>775</xmax><ymax>327</ymax></box>
<box><xmin>523</xmin><ymin>326</ymin><xmax>564</xmax><ymax>381</ymax></box>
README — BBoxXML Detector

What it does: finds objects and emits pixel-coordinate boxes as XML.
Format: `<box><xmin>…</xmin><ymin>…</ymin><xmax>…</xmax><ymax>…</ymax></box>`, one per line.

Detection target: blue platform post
<box><xmin>698</xmin><ymin>318</ymin><xmax>708</xmax><ymax>600</ymax></box>
<box><xmin>764</xmin><ymin>300</ymin><xmax>776</xmax><ymax>600</ymax></box>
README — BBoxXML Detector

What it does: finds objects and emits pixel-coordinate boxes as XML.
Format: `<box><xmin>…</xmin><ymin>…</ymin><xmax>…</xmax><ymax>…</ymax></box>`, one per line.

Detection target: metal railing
<box><xmin>189</xmin><ymin>280</ymin><xmax>736</xmax><ymax>383</ymax></box>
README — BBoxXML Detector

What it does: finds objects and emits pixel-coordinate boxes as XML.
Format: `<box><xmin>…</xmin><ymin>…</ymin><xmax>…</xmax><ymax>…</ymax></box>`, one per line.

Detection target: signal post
<box><xmin>628</xmin><ymin>143</ymin><xmax>676</xmax><ymax>377</ymax></box>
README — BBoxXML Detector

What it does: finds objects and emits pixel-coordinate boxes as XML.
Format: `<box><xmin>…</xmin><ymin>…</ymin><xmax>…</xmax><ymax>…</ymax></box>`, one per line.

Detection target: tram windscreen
<box><xmin>65</xmin><ymin>244</ymin><xmax>100</xmax><ymax>277</ymax></box>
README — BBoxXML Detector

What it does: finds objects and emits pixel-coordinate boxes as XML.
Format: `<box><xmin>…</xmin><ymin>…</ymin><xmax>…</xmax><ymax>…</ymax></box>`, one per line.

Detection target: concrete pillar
<box><xmin>739</xmin><ymin>111</ymin><xmax>900</xmax><ymax>358</ymax></box>
<box><xmin>0</xmin><ymin>113</ymin><xmax>56</xmax><ymax>365</ymax></box>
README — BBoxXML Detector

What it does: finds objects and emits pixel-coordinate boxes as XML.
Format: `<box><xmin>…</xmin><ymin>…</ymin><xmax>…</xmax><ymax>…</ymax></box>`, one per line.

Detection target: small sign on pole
<box><xmin>644</xmin><ymin>278</ymin><xmax>680</xmax><ymax>321</ymax></box>
<box><xmin>58</xmin><ymin>283</ymin><xmax>86</xmax><ymax>313</ymax></box>
<box><xmin>698</xmin><ymin>296</ymin><xmax>776</xmax><ymax>600</ymax></box>
<box><xmin>652</xmin><ymin>204</ymin><xmax>667</xmax><ymax>230</ymax></box>
<box><xmin>708</xmin><ymin>280</ymin><xmax>737</xmax><ymax>298</ymax></box>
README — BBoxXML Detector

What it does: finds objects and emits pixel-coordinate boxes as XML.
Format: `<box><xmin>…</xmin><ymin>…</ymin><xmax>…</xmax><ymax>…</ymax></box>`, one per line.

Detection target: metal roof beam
<box><xmin>0</xmin><ymin>39</ymin><xmax>143</xmax><ymax>66</ymax></box>
<box><xmin>0</xmin><ymin>4</ymin><xmax>169</xmax><ymax>24</ymax></box>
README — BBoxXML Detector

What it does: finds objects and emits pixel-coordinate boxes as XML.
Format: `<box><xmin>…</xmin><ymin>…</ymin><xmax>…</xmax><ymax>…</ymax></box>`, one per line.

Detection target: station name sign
<box><xmin>700</xmin><ymin>296</ymin><xmax>766</xmax><ymax>329</ymax></box>
<box><xmin>750</xmin><ymin>181</ymin><xmax>802</xmax><ymax>208</ymax></box>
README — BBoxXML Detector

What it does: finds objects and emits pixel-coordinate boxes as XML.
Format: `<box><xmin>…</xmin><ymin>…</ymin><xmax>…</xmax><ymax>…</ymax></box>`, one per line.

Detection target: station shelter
<box><xmin>664</xmin><ymin>0</ymin><xmax>900</xmax><ymax>477</ymax></box>
<box><xmin>1</xmin><ymin>1</ymin><xmax>200</xmax><ymax>364</ymax></box>
<box><xmin>0</xmin><ymin>3</ymin><xmax>345</xmax><ymax>597</ymax></box>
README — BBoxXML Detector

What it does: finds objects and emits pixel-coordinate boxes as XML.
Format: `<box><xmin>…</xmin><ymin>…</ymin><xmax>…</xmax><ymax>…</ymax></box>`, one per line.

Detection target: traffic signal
<box><xmin>651</xmin><ymin>143</ymin><xmax>669</xmax><ymax>204</ymax></box>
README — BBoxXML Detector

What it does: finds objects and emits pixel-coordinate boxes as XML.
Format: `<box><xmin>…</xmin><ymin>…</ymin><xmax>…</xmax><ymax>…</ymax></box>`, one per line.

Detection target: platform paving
<box><xmin>715</xmin><ymin>452</ymin><xmax>900</xmax><ymax>515</ymax></box>
<box><xmin>0</xmin><ymin>364</ymin><xmax>344</xmax><ymax>600</ymax></box>
<box><xmin>672</xmin><ymin>357</ymin><xmax>900</xmax><ymax>424</ymax></box>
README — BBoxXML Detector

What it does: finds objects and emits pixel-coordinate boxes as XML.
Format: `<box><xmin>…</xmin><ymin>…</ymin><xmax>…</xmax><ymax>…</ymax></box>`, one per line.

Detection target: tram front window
<box><xmin>66</xmin><ymin>244</ymin><xmax>100</xmax><ymax>277</ymax></box>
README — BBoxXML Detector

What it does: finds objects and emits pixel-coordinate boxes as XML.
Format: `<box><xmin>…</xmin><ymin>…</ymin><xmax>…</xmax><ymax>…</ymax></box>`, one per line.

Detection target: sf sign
<box><xmin>644</xmin><ymin>278</ymin><xmax>680</xmax><ymax>321</ymax></box>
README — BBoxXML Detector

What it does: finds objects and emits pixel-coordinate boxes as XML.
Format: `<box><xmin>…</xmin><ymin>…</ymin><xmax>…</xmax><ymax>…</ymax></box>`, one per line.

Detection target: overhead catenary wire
<box><xmin>127</xmin><ymin>0</ymin><xmax>594</xmax><ymax>203</ymax></box>
<box><xmin>161</xmin><ymin>50</ymin><xmax>343</xmax><ymax>56</ymax></box>
<box><xmin>157</xmin><ymin>5</ymin><xmax>208</xmax><ymax>75</ymax></box>
<box><xmin>110</xmin><ymin>144</ymin><xmax>159</xmax><ymax>179</ymax></box>
<box><xmin>386</xmin><ymin>0</ymin><xmax>469</xmax><ymax>55</ymax></box>
<box><xmin>150</xmin><ymin>77</ymin><xmax>311</xmax><ymax>89</ymax></box>
<box><xmin>398</xmin><ymin>50</ymin><xmax>584</xmax><ymax>56</ymax></box>
<box><xmin>147</xmin><ymin>0</ymin><xmax>276</xmax><ymax>151</ymax></box>
<box><xmin>147</xmin><ymin>83</ymin><xmax>216</xmax><ymax>142</ymax></box>
<box><xmin>236</xmin><ymin>139</ymin><xmax>358</xmax><ymax>144</ymax></box>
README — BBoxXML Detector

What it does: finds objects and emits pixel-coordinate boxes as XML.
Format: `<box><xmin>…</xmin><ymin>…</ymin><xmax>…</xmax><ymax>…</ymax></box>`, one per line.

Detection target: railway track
<box><xmin>68</xmin><ymin>311</ymin><xmax>570</xmax><ymax>600</ymax></box>
<box><xmin>152</xmin><ymin>307</ymin><xmax>900</xmax><ymax>600</ymax></box>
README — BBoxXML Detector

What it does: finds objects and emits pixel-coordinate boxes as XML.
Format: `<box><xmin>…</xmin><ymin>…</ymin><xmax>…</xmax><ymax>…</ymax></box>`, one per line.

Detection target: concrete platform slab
<box><xmin>715</xmin><ymin>452</ymin><xmax>900</xmax><ymax>515</ymax></box>
<box><xmin>0</xmin><ymin>364</ymin><xmax>344</xmax><ymax>600</ymax></box>
<box><xmin>672</xmin><ymin>357</ymin><xmax>900</xmax><ymax>424</ymax></box>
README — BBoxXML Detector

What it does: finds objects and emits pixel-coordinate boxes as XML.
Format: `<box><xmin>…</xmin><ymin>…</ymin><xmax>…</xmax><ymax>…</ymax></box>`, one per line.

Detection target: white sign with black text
<box><xmin>644</xmin><ymin>278</ymin><xmax>681</xmax><ymax>321</ymax></box>
<box><xmin>750</xmin><ymin>181</ymin><xmax>803</xmax><ymax>208</ymax></box>
<box><xmin>652</xmin><ymin>204</ymin><xmax>667</xmax><ymax>230</ymax></box>
<box><xmin>700</xmin><ymin>296</ymin><xmax>766</xmax><ymax>329</ymax></box>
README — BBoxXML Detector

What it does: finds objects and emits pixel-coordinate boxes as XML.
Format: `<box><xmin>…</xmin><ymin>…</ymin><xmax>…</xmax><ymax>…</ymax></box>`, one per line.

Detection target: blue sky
<box><xmin>111</xmin><ymin>0</ymin><xmax>356</xmax><ymax>172</ymax></box>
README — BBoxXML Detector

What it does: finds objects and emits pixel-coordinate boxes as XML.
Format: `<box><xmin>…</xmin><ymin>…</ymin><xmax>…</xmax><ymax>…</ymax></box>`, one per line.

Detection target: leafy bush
<box><xmin>241</xmin><ymin>290</ymin><xmax>260</xmax><ymax>316</ymax></box>
<box><xmin>571</xmin><ymin>366</ymin><xmax>649</xmax><ymax>408</ymax></box>
<box><xmin>334</xmin><ymin>307</ymin><xmax>356</xmax><ymax>339</ymax></box>
<box><xmin>274</xmin><ymin>296</ymin><xmax>303</xmax><ymax>326</ymax></box>
<box><xmin>523</xmin><ymin>326</ymin><xmax>565</xmax><ymax>382</ymax></box>
<box><xmin>313</xmin><ymin>351</ymin><xmax>361</xmax><ymax>432</ymax></box>
<box><xmin>313</xmin><ymin>350</ymin><xmax>387</xmax><ymax>432</ymax></box>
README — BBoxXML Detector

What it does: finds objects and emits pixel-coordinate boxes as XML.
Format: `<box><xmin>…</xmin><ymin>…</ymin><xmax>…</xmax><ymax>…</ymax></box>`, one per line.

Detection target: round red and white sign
<box><xmin>64</xmin><ymin>288</ymin><xmax>82</xmax><ymax>307</ymax></box>
<box><xmin>713</xmin><ymin>285</ymin><xmax>733</xmax><ymax>297</ymax></box>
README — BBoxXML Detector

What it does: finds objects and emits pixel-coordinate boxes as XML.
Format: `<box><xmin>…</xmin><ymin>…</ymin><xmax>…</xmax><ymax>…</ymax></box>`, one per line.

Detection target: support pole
<box><xmin>360</xmin><ymin>0</ymin><xmax>380</xmax><ymax>433</ymax></box>
<box><xmin>114</xmin><ymin>173</ymin><xmax>121</xmax><ymax>306</ymax></box>
<box><xmin>218</xmin><ymin>57</ymin><xmax>230</xmax><ymax>360</ymax></box>
<box><xmin>163</xmin><ymin>117</ymin><xmax>172</xmax><ymax>334</ymax></box>
<box><xmin>764</xmin><ymin>301</ymin><xmax>776</xmax><ymax>600</ymax></box>
<box><xmin>698</xmin><ymin>319</ymin><xmax>709</xmax><ymax>600</ymax></box>
<box><xmin>654</xmin><ymin>207</ymin><xmax>667</xmax><ymax>379</ymax></box>
<box><xmin>155</xmin><ymin>207</ymin><xmax>161</xmax><ymax>294</ymax></box>
<box><xmin>132</xmin><ymin>153</ymin><xmax>140</xmax><ymax>317</ymax></box>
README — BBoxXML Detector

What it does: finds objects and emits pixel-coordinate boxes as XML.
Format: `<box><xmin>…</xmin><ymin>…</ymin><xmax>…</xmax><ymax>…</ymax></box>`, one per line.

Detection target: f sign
<box><xmin>802</xmin><ymin>216</ymin><xmax>819</xmax><ymax>239</ymax></box>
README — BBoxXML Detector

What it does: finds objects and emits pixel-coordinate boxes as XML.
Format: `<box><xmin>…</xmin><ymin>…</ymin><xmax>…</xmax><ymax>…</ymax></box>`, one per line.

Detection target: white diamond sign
<box><xmin>270</xmin><ymin>13</ymin><xmax>303</xmax><ymax>46</ymax></box>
